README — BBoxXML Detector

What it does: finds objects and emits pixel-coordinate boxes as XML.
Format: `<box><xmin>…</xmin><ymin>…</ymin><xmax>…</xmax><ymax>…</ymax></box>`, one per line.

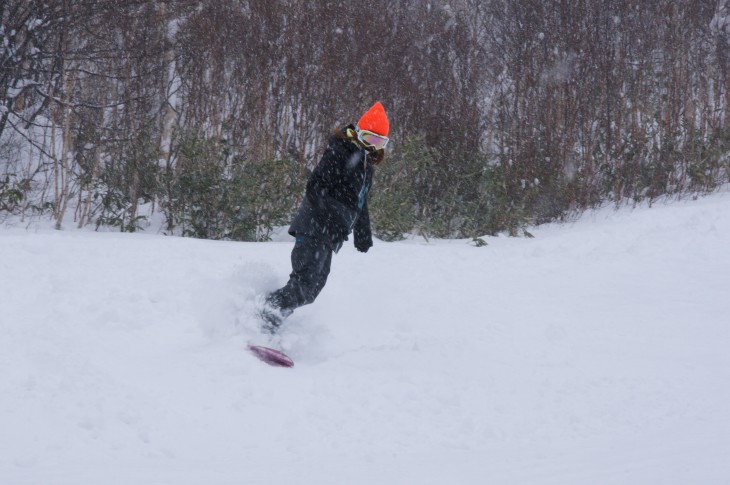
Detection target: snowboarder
<box><xmin>257</xmin><ymin>102</ymin><xmax>390</xmax><ymax>333</ymax></box>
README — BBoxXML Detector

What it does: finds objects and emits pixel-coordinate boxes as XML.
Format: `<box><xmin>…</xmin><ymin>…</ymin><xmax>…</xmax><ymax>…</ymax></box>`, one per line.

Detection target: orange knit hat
<box><xmin>357</xmin><ymin>102</ymin><xmax>390</xmax><ymax>137</ymax></box>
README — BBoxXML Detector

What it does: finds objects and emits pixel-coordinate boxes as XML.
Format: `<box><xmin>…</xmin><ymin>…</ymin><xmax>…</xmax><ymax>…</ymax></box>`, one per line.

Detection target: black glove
<box><xmin>355</xmin><ymin>237</ymin><xmax>372</xmax><ymax>253</ymax></box>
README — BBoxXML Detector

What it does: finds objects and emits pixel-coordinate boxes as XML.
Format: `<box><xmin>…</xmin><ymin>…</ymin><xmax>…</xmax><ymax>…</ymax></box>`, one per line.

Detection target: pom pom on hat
<box><xmin>358</xmin><ymin>102</ymin><xmax>389</xmax><ymax>137</ymax></box>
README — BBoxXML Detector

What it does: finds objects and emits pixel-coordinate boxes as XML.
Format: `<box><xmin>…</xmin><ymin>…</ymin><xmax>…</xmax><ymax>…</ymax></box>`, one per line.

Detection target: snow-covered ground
<box><xmin>1</xmin><ymin>192</ymin><xmax>729</xmax><ymax>485</ymax></box>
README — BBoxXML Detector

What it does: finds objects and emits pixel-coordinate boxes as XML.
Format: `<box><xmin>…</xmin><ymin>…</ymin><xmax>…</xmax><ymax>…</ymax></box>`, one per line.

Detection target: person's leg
<box><xmin>261</xmin><ymin>236</ymin><xmax>332</xmax><ymax>331</ymax></box>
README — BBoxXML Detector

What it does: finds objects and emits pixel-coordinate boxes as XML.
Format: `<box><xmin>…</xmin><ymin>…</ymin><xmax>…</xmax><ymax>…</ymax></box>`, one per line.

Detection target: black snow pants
<box><xmin>267</xmin><ymin>235</ymin><xmax>333</xmax><ymax>315</ymax></box>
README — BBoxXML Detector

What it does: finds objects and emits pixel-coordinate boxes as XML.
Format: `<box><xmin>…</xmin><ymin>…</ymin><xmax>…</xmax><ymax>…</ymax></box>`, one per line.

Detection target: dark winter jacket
<box><xmin>289</xmin><ymin>126</ymin><xmax>374</xmax><ymax>252</ymax></box>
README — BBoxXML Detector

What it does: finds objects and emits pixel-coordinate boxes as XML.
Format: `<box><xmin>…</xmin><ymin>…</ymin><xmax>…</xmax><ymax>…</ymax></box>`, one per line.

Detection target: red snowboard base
<box><xmin>248</xmin><ymin>345</ymin><xmax>294</xmax><ymax>368</ymax></box>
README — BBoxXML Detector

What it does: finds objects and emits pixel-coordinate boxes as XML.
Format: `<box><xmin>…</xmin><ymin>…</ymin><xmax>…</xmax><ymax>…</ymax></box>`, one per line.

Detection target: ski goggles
<box><xmin>356</xmin><ymin>128</ymin><xmax>389</xmax><ymax>151</ymax></box>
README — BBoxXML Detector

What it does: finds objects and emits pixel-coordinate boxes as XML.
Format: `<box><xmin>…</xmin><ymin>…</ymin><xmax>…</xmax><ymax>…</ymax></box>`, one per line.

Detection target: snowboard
<box><xmin>248</xmin><ymin>344</ymin><xmax>294</xmax><ymax>368</ymax></box>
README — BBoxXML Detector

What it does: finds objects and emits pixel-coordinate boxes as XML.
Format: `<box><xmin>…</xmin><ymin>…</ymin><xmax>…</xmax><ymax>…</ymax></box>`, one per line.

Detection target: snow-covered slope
<box><xmin>1</xmin><ymin>192</ymin><xmax>729</xmax><ymax>485</ymax></box>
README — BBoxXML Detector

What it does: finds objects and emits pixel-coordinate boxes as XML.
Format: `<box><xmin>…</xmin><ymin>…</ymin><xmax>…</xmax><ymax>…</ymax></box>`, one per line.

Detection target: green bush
<box><xmin>0</xmin><ymin>174</ymin><xmax>24</xmax><ymax>212</ymax></box>
<box><xmin>371</xmin><ymin>135</ymin><xmax>529</xmax><ymax>240</ymax></box>
<box><xmin>161</xmin><ymin>130</ymin><xmax>304</xmax><ymax>241</ymax></box>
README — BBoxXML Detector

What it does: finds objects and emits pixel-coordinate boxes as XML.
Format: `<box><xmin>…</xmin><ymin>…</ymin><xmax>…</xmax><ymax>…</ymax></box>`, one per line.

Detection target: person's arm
<box><xmin>353</xmin><ymin>198</ymin><xmax>373</xmax><ymax>252</ymax></box>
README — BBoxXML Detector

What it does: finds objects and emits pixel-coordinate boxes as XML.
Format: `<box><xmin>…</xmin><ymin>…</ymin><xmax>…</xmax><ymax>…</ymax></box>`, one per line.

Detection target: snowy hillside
<box><xmin>1</xmin><ymin>192</ymin><xmax>729</xmax><ymax>485</ymax></box>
